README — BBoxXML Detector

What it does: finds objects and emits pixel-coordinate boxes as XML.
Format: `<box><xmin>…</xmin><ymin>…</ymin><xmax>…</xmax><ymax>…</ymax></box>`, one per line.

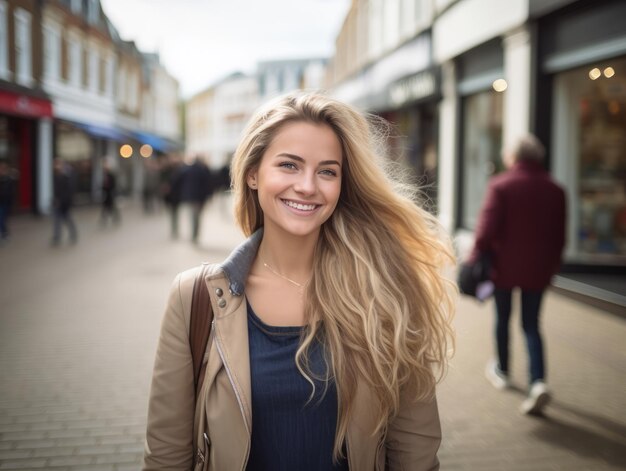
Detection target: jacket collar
<box><xmin>513</xmin><ymin>159</ymin><xmax>545</xmax><ymax>173</ymax></box>
<box><xmin>220</xmin><ymin>228</ymin><xmax>263</xmax><ymax>296</ymax></box>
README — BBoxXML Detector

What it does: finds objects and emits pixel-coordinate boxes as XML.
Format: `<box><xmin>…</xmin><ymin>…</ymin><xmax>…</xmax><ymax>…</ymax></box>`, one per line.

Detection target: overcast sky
<box><xmin>100</xmin><ymin>0</ymin><xmax>351</xmax><ymax>98</ymax></box>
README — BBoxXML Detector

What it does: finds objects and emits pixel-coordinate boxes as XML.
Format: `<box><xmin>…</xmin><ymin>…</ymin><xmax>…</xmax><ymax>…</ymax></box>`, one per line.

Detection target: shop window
<box><xmin>552</xmin><ymin>58</ymin><xmax>626</xmax><ymax>263</ymax></box>
<box><xmin>56</xmin><ymin>122</ymin><xmax>94</xmax><ymax>202</ymax></box>
<box><xmin>14</xmin><ymin>8</ymin><xmax>33</xmax><ymax>87</ymax></box>
<box><xmin>379</xmin><ymin>106</ymin><xmax>439</xmax><ymax>213</ymax></box>
<box><xmin>460</xmin><ymin>89</ymin><xmax>504</xmax><ymax>230</ymax></box>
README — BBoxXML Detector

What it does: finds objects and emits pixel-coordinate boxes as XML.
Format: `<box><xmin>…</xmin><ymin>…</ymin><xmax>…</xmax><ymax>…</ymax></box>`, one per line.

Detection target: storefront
<box><xmin>331</xmin><ymin>33</ymin><xmax>441</xmax><ymax>211</ymax></box>
<box><xmin>379</xmin><ymin>68</ymin><xmax>440</xmax><ymax>210</ymax></box>
<box><xmin>55</xmin><ymin>120</ymin><xmax>126</xmax><ymax>205</ymax></box>
<box><xmin>539</xmin><ymin>0</ymin><xmax>626</xmax><ymax>267</ymax></box>
<box><xmin>456</xmin><ymin>39</ymin><xmax>505</xmax><ymax>230</ymax></box>
<box><xmin>0</xmin><ymin>86</ymin><xmax>53</xmax><ymax>212</ymax></box>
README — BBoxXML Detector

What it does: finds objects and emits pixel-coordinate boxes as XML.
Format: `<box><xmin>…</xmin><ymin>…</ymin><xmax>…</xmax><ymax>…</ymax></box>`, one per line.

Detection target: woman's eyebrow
<box><xmin>275</xmin><ymin>153</ymin><xmax>341</xmax><ymax>167</ymax></box>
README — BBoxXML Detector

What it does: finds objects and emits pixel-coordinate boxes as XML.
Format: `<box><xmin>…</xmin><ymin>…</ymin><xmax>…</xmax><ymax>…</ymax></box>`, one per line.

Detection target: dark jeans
<box><xmin>494</xmin><ymin>288</ymin><xmax>545</xmax><ymax>385</ymax></box>
<box><xmin>0</xmin><ymin>203</ymin><xmax>9</xmax><ymax>238</ymax></box>
<box><xmin>100</xmin><ymin>198</ymin><xmax>120</xmax><ymax>226</ymax></box>
<box><xmin>52</xmin><ymin>206</ymin><xmax>78</xmax><ymax>243</ymax></box>
<box><xmin>189</xmin><ymin>202</ymin><xmax>204</xmax><ymax>243</ymax></box>
<box><xmin>169</xmin><ymin>203</ymin><xmax>179</xmax><ymax>239</ymax></box>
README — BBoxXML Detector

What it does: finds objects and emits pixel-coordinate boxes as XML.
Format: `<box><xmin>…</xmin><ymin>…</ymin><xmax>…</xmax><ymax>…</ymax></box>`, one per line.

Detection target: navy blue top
<box><xmin>245</xmin><ymin>302</ymin><xmax>349</xmax><ymax>471</ymax></box>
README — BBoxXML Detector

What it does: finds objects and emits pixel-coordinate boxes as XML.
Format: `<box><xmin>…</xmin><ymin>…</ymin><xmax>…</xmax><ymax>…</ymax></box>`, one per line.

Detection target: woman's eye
<box><xmin>279</xmin><ymin>162</ymin><xmax>297</xmax><ymax>170</ymax></box>
<box><xmin>320</xmin><ymin>169</ymin><xmax>338</xmax><ymax>177</ymax></box>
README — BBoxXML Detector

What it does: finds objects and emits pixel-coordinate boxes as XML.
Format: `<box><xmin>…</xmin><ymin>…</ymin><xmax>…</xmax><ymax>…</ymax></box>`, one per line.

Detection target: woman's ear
<box><xmin>247</xmin><ymin>170</ymin><xmax>258</xmax><ymax>190</ymax></box>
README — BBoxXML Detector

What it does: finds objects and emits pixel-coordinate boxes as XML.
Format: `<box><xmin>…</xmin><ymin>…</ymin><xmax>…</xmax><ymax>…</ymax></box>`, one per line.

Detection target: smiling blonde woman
<box><xmin>143</xmin><ymin>92</ymin><xmax>456</xmax><ymax>471</ymax></box>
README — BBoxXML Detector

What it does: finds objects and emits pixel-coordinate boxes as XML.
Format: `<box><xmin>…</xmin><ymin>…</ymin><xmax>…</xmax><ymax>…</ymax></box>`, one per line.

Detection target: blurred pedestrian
<box><xmin>469</xmin><ymin>134</ymin><xmax>566</xmax><ymax>415</ymax></box>
<box><xmin>0</xmin><ymin>161</ymin><xmax>18</xmax><ymax>241</ymax></box>
<box><xmin>142</xmin><ymin>159</ymin><xmax>160</xmax><ymax>214</ymax></box>
<box><xmin>100</xmin><ymin>161</ymin><xmax>120</xmax><ymax>226</ymax></box>
<box><xmin>160</xmin><ymin>154</ymin><xmax>183</xmax><ymax>238</ymax></box>
<box><xmin>214</xmin><ymin>163</ymin><xmax>232</xmax><ymax>218</ymax></box>
<box><xmin>51</xmin><ymin>159</ymin><xmax>78</xmax><ymax>246</ymax></box>
<box><xmin>143</xmin><ymin>92</ymin><xmax>455</xmax><ymax>470</ymax></box>
<box><xmin>179</xmin><ymin>155</ymin><xmax>213</xmax><ymax>244</ymax></box>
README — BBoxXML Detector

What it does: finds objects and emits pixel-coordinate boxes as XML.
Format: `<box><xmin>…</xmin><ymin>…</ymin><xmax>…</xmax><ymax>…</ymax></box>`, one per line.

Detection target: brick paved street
<box><xmin>0</xmin><ymin>198</ymin><xmax>624</xmax><ymax>470</ymax></box>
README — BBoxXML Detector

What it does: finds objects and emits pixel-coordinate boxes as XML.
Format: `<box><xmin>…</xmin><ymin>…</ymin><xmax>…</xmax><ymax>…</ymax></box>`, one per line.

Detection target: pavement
<box><xmin>0</xmin><ymin>196</ymin><xmax>624</xmax><ymax>470</ymax></box>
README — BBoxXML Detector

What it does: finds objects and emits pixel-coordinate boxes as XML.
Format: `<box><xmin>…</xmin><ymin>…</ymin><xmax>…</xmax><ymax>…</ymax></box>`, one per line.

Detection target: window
<box><xmin>0</xmin><ymin>1</ymin><xmax>8</xmax><ymax>80</ymax></box>
<box><xmin>88</xmin><ymin>47</ymin><xmax>99</xmax><ymax>92</ymax></box>
<box><xmin>118</xmin><ymin>65</ymin><xmax>127</xmax><ymax>105</ymax></box>
<box><xmin>368</xmin><ymin>0</ymin><xmax>383</xmax><ymax>59</ymax></box>
<box><xmin>127</xmin><ymin>69</ymin><xmax>139</xmax><ymax>112</ymax></box>
<box><xmin>70</xmin><ymin>0</ymin><xmax>82</xmax><ymax>14</ymax></box>
<box><xmin>14</xmin><ymin>8</ymin><xmax>33</xmax><ymax>86</ymax></box>
<box><xmin>43</xmin><ymin>24</ymin><xmax>61</xmax><ymax>80</ymax></box>
<box><xmin>552</xmin><ymin>58</ymin><xmax>626</xmax><ymax>263</ymax></box>
<box><xmin>87</xmin><ymin>0</ymin><xmax>99</xmax><ymax>25</ymax></box>
<box><xmin>105</xmin><ymin>56</ymin><xmax>114</xmax><ymax>97</ymax></box>
<box><xmin>68</xmin><ymin>37</ymin><xmax>82</xmax><ymax>86</ymax></box>
<box><xmin>460</xmin><ymin>89</ymin><xmax>504</xmax><ymax>229</ymax></box>
<box><xmin>383</xmin><ymin>0</ymin><xmax>400</xmax><ymax>51</ymax></box>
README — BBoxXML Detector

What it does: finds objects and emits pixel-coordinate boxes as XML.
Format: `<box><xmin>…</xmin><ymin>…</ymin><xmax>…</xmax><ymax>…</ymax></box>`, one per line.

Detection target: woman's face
<box><xmin>248</xmin><ymin>121</ymin><xmax>343</xmax><ymax>239</ymax></box>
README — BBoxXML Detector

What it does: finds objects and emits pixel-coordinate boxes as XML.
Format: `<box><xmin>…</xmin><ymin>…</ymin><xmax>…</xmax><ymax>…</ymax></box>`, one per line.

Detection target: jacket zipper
<box><xmin>212</xmin><ymin>318</ymin><xmax>251</xmax><ymax>470</ymax></box>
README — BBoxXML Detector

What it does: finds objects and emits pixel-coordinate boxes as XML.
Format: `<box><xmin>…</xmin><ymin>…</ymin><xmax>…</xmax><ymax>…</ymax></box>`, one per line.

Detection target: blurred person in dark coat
<box><xmin>101</xmin><ymin>161</ymin><xmax>120</xmax><ymax>226</ymax></box>
<box><xmin>51</xmin><ymin>159</ymin><xmax>78</xmax><ymax>245</ymax></box>
<box><xmin>469</xmin><ymin>134</ymin><xmax>566</xmax><ymax>415</ymax></box>
<box><xmin>160</xmin><ymin>154</ymin><xmax>183</xmax><ymax>239</ymax></box>
<box><xmin>142</xmin><ymin>158</ymin><xmax>161</xmax><ymax>214</ymax></box>
<box><xmin>0</xmin><ymin>161</ymin><xmax>18</xmax><ymax>241</ymax></box>
<box><xmin>179</xmin><ymin>155</ymin><xmax>213</xmax><ymax>244</ymax></box>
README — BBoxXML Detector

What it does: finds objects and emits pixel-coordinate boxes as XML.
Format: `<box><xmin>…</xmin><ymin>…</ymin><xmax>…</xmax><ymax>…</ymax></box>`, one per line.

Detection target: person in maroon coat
<box><xmin>470</xmin><ymin>134</ymin><xmax>566</xmax><ymax>415</ymax></box>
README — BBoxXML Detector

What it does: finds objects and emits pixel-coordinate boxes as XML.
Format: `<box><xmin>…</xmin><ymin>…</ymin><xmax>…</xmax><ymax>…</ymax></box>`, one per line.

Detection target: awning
<box><xmin>131</xmin><ymin>131</ymin><xmax>182</xmax><ymax>153</ymax></box>
<box><xmin>73</xmin><ymin>122</ymin><xmax>128</xmax><ymax>141</ymax></box>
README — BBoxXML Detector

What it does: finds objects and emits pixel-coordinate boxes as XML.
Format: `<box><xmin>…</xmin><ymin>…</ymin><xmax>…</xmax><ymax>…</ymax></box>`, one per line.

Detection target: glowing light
<box><xmin>140</xmin><ymin>144</ymin><xmax>153</xmax><ymax>158</ymax></box>
<box><xmin>589</xmin><ymin>68</ymin><xmax>601</xmax><ymax>80</ymax></box>
<box><xmin>120</xmin><ymin>144</ymin><xmax>133</xmax><ymax>158</ymax></box>
<box><xmin>604</xmin><ymin>67</ymin><xmax>615</xmax><ymax>78</ymax></box>
<box><xmin>492</xmin><ymin>79</ymin><xmax>508</xmax><ymax>92</ymax></box>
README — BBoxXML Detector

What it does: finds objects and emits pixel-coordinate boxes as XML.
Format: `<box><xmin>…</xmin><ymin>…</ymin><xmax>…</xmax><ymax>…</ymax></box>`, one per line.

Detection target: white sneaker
<box><xmin>485</xmin><ymin>360</ymin><xmax>510</xmax><ymax>390</ymax></box>
<box><xmin>520</xmin><ymin>381</ymin><xmax>551</xmax><ymax>415</ymax></box>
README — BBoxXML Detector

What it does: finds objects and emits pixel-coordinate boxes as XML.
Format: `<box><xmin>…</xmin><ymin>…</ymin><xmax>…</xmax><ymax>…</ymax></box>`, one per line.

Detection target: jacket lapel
<box><xmin>207</xmin><ymin>274</ymin><xmax>253</xmax><ymax>432</ymax></box>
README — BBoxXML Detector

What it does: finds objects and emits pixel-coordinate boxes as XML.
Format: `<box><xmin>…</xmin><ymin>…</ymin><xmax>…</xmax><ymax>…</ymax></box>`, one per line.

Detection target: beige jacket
<box><xmin>143</xmin><ymin>231</ymin><xmax>441</xmax><ymax>470</ymax></box>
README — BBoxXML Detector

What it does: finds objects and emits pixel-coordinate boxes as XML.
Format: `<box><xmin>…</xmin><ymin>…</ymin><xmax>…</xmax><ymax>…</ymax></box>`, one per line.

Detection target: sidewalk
<box><xmin>0</xmin><ymin>198</ymin><xmax>624</xmax><ymax>470</ymax></box>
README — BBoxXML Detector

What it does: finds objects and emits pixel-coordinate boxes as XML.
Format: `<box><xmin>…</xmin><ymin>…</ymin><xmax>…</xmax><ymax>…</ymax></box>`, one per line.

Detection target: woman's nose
<box><xmin>293</xmin><ymin>172</ymin><xmax>316</xmax><ymax>195</ymax></box>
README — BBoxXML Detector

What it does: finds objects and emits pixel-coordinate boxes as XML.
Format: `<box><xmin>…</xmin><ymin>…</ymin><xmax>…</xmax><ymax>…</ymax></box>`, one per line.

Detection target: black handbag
<box><xmin>458</xmin><ymin>252</ymin><xmax>492</xmax><ymax>299</ymax></box>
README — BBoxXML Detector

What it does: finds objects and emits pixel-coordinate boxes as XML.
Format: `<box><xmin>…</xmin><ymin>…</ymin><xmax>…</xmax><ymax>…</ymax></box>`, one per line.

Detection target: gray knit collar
<box><xmin>220</xmin><ymin>228</ymin><xmax>263</xmax><ymax>296</ymax></box>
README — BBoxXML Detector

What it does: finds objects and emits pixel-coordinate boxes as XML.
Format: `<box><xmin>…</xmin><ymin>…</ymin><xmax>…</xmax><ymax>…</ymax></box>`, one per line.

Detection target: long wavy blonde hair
<box><xmin>231</xmin><ymin>92</ymin><xmax>455</xmax><ymax>458</ymax></box>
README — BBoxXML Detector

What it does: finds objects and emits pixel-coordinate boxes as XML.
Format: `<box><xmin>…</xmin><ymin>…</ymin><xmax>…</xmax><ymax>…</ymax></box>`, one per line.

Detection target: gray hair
<box><xmin>511</xmin><ymin>134</ymin><xmax>545</xmax><ymax>163</ymax></box>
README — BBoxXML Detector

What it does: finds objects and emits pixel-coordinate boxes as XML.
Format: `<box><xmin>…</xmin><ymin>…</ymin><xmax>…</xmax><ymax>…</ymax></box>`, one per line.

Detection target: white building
<box><xmin>41</xmin><ymin>1</ymin><xmax>119</xmax><ymax>207</ymax></box>
<box><xmin>186</xmin><ymin>72</ymin><xmax>258</xmax><ymax>170</ymax></box>
<box><xmin>257</xmin><ymin>58</ymin><xmax>328</xmax><ymax>104</ymax></box>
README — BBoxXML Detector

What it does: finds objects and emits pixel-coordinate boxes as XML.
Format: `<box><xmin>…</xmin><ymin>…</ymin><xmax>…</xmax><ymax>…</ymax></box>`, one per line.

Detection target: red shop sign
<box><xmin>0</xmin><ymin>90</ymin><xmax>53</xmax><ymax>118</ymax></box>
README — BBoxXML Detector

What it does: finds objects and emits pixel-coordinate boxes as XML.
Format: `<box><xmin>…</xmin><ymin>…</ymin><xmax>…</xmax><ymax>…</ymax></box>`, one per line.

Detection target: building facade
<box><xmin>328</xmin><ymin>0</ymin><xmax>626</xmax><ymax>304</ymax></box>
<box><xmin>186</xmin><ymin>72</ymin><xmax>258</xmax><ymax>170</ymax></box>
<box><xmin>328</xmin><ymin>0</ymin><xmax>441</xmax><ymax>209</ymax></box>
<box><xmin>186</xmin><ymin>58</ymin><xmax>327</xmax><ymax>171</ymax></box>
<box><xmin>0</xmin><ymin>0</ymin><xmax>53</xmax><ymax>213</ymax></box>
<box><xmin>0</xmin><ymin>0</ymin><xmax>182</xmax><ymax>212</ymax></box>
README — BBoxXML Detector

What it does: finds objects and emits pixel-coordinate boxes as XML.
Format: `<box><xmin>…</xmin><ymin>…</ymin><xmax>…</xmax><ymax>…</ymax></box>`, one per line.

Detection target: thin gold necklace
<box><xmin>261</xmin><ymin>257</ymin><xmax>311</xmax><ymax>290</ymax></box>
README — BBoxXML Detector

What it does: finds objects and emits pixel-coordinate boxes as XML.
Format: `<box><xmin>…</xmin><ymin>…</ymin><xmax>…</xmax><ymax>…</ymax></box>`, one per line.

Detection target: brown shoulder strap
<box><xmin>189</xmin><ymin>264</ymin><xmax>213</xmax><ymax>398</ymax></box>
